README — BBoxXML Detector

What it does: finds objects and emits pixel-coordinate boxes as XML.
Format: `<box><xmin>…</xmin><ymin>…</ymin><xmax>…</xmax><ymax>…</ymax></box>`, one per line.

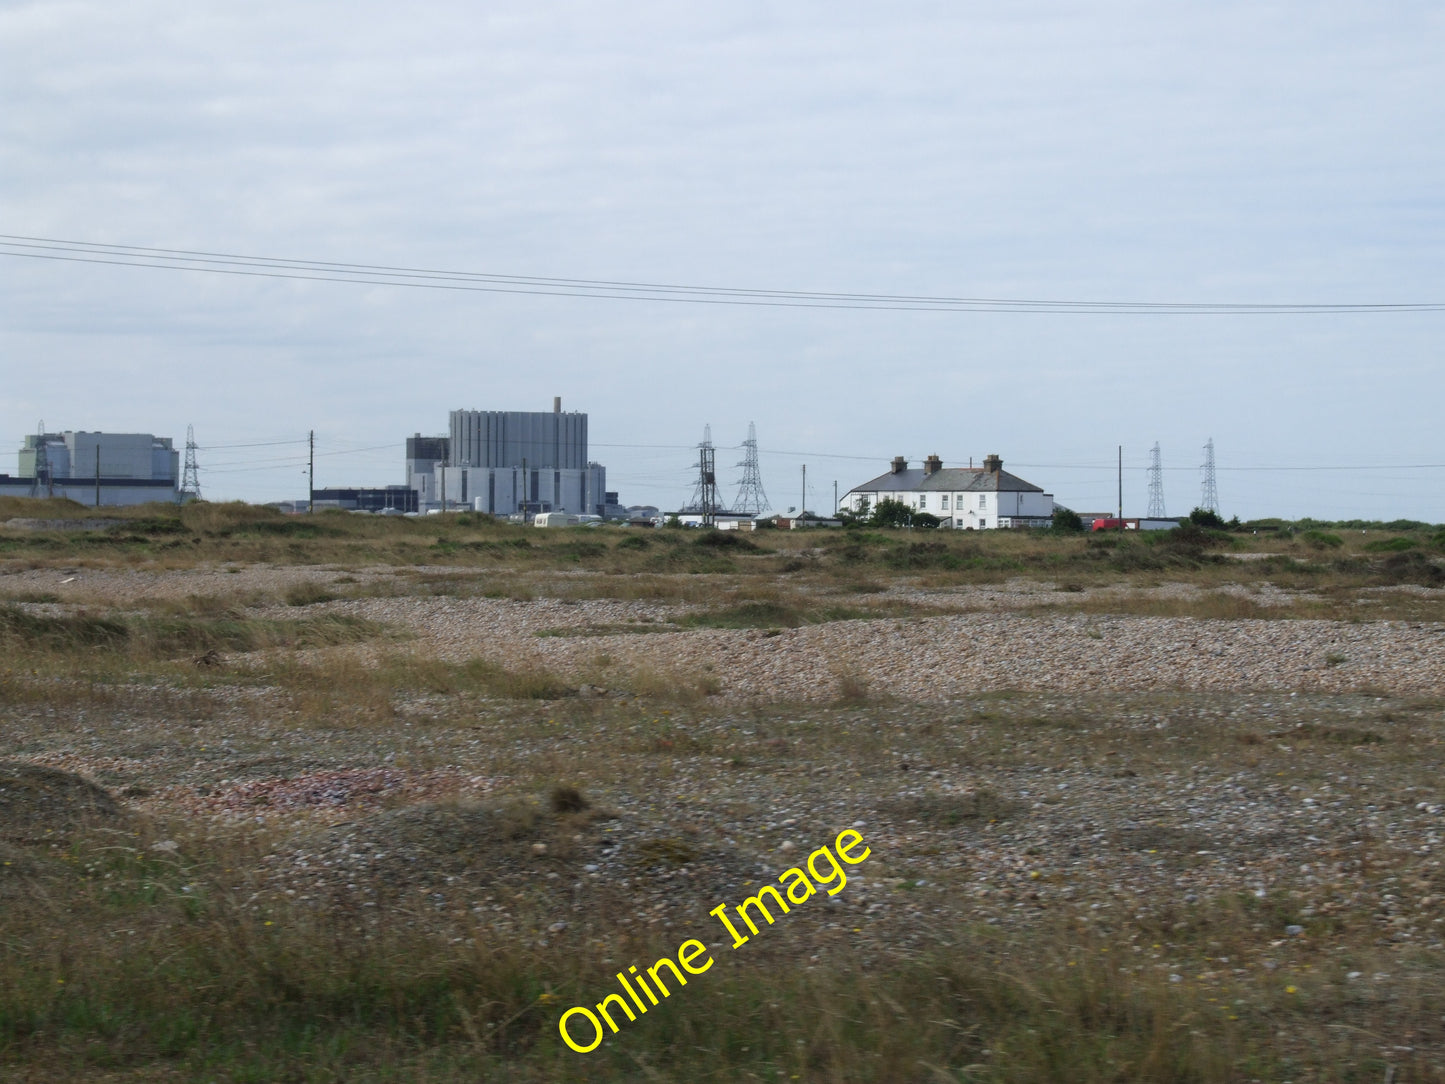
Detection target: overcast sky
<box><xmin>3</xmin><ymin>1</ymin><xmax>1442</xmax><ymax>521</ymax></box>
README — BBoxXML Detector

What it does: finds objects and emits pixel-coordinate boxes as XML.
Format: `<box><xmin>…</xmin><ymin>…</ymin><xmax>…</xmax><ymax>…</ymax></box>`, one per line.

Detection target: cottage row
<box><xmin>840</xmin><ymin>454</ymin><xmax>1054</xmax><ymax>529</ymax></box>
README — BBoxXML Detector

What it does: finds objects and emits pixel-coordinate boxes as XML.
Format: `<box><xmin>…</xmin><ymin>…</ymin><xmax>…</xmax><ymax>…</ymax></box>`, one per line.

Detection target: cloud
<box><xmin>2</xmin><ymin>1</ymin><xmax>1443</xmax><ymax>518</ymax></box>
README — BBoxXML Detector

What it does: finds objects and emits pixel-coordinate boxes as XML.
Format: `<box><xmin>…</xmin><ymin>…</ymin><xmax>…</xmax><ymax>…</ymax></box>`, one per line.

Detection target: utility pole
<box><xmin>801</xmin><ymin>464</ymin><xmax>806</xmax><ymax>516</ymax></box>
<box><xmin>308</xmin><ymin>430</ymin><xmax>315</xmax><ymax>514</ymax></box>
<box><xmin>833</xmin><ymin>480</ymin><xmax>837</xmax><ymax>516</ymax></box>
<box><xmin>95</xmin><ymin>444</ymin><xmax>101</xmax><ymax>508</ymax></box>
<box><xmin>1117</xmin><ymin>445</ymin><xmax>1122</xmax><ymax>526</ymax></box>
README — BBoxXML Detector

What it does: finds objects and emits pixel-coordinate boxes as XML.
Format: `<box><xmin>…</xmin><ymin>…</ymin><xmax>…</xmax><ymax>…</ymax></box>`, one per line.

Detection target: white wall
<box><xmin>842</xmin><ymin>485</ymin><xmax>1053</xmax><ymax>528</ymax></box>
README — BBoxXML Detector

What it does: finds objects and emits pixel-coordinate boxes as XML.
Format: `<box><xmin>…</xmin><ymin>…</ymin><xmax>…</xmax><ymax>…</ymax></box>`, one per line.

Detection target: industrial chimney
<box><xmin>554</xmin><ymin>396</ymin><xmax>561</xmax><ymax>414</ymax></box>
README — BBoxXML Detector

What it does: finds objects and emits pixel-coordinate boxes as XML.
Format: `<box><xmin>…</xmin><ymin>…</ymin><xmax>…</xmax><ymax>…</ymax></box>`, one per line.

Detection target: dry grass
<box><xmin>3</xmin><ymin>498</ymin><xmax>1445</xmax><ymax>1080</ymax></box>
<box><xmin>2</xmin><ymin>765</ymin><xmax>1441</xmax><ymax>1082</ymax></box>
<box><xmin>3</xmin><ymin>672</ymin><xmax>1445</xmax><ymax>1079</ymax></box>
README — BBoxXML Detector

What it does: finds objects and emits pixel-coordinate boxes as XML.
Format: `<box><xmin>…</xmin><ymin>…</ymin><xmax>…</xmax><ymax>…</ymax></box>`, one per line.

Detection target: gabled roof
<box><xmin>847</xmin><ymin>466</ymin><xmax>1043</xmax><ymax>495</ymax></box>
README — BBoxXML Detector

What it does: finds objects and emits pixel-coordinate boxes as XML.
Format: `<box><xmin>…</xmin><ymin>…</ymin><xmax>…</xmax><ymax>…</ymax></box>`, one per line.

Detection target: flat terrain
<box><xmin>2</xmin><ymin>501</ymin><xmax>1444</xmax><ymax>1082</ymax></box>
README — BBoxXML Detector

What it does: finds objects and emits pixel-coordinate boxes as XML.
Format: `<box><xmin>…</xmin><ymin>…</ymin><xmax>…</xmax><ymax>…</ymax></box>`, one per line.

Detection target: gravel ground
<box><xmin>278</xmin><ymin>590</ymin><xmax>1445</xmax><ymax>699</ymax></box>
<box><xmin>4</xmin><ymin>562</ymin><xmax>1444</xmax><ymax>1041</ymax></box>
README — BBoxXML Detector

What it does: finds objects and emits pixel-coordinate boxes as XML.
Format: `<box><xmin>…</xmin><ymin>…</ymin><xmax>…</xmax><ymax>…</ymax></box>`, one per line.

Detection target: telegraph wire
<box><xmin>1008</xmin><ymin>462</ymin><xmax>1445</xmax><ymax>472</ymax></box>
<box><xmin>4</xmin><ymin>234</ymin><xmax>1443</xmax><ymax>315</ymax></box>
<box><xmin>198</xmin><ymin>438</ymin><xmax>309</xmax><ymax>450</ymax></box>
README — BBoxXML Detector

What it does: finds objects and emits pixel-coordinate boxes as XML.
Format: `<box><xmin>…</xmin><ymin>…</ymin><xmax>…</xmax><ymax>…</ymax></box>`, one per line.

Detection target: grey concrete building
<box><xmin>1</xmin><ymin>430</ymin><xmax>181</xmax><ymax>506</ymax></box>
<box><xmin>414</xmin><ymin>398</ymin><xmax>608</xmax><ymax>517</ymax></box>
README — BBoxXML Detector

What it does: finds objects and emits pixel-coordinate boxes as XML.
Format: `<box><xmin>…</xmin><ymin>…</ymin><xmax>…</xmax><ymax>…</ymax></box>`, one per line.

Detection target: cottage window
<box><xmin>978</xmin><ymin>494</ymin><xmax>986</xmax><ymax>509</ymax></box>
<box><xmin>941</xmin><ymin>495</ymin><xmax>949</xmax><ymax>510</ymax></box>
<box><xmin>918</xmin><ymin>494</ymin><xmax>926</xmax><ymax>509</ymax></box>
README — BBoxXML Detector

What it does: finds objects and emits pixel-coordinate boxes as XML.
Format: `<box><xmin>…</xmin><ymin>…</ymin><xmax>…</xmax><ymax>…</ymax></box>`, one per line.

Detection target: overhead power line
<box><xmin>3</xmin><ymin>234</ymin><xmax>1443</xmax><ymax>315</ymax></box>
<box><xmin>198</xmin><ymin>438</ymin><xmax>310</xmax><ymax>450</ymax></box>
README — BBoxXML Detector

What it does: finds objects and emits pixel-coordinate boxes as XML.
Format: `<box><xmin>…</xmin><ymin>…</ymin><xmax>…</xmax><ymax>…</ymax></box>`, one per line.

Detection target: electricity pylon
<box><xmin>683</xmin><ymin>424</ymin><xmax>722</xmax><ymax>524</ymax></box>
<box><xmin>1200</xmin><ymin>437</ymin><xmax>1219</xmax><ymax>515</ymax></box>
<box><xmin>180</xmin><ymin>424</ymin><xmax>202</xmax><ymax>501</ymax></box>
<box><xmin>732</xmin><ymin>421</ymin><xmax>770</xmax><ymax>514</ymax></box>
<box><xmin>1147</xmin><ymin>442</ymin><xmax>1166</xmax><ymax>518</ymax></box>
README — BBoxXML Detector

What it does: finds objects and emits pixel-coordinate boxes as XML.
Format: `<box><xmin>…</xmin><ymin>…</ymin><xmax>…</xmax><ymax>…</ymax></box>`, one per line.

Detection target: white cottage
<box><xmin>841</xmin><ymin>454</ymin><xmax>1054</xmax><ymax>529</ymax></box>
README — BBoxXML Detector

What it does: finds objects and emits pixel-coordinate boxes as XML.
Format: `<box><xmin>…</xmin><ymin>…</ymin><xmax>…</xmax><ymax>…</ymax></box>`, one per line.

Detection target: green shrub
<box><xmin>1378</xmin><ymin>552</ymin><xmax>1445</xmax><ymax>587</ymax></box>
<box><xmin>1364</xmin><ymin>536</ymin><xmax>1416</xmax><ymax>553</ymax></box>
<box><xmin>883</xmin><ymin>542</ymin><xmax>961</xmax><ymax>570</ymax></box>
<box><xmin>452</xmin><ymin>512</ymin><xmax>495</xmax><ymax>527</ymax></box>
<box><xmin>869</xmin><ymin>498</ymin><xmax>941</xmax><ymax>528</ymax></box>
<box><xmin>1300</xmin><ymin>530</ymin><xmax>1344</xmax><ymax>550</ymax></box>
<box><xmin>693</xmin><ymin>529</ymin><xmax>759</xmax><ymax>551</ymax></box>
<box><xmin>1153</xmin><ymin>521</ymin><xmax>1230</xmax><ymax>558</ymax></box>
<box><xmin>1051</xmin><ymin>508</ymin><xmax>1085</xmax><ymax>533</ymax></box>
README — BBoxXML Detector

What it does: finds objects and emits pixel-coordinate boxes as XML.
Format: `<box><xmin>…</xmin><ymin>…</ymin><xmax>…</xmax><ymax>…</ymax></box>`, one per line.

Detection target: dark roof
<box><xmin>848</xmin><ymin>466</ymin><xmax>1043</xmax><ymax>495</ymax></box>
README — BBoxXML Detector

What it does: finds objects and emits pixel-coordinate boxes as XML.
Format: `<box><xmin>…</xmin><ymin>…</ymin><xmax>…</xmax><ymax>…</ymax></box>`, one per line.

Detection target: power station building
<box><xmin>410</xmin><ymin>398</ymin><xmax>608</xmax><ymax>517</ymax></box>
<box><xmin>0</xmin><ymin>430</ymin><xmax>181</xmax><ymax>506</ymax></box>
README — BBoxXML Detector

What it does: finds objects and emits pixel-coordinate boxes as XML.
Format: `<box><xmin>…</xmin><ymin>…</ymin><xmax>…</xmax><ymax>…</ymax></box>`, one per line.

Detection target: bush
<box><xmin>1379</xmin><ymin>552</ymin><xmax>1445</xmax><ymax>587</ymax></box>
<box><xmin>1301</xmin><ymin>530</ymin><xmax>1344</xmax><ymax>550</ymax></box>
<box><xmin>883</xmin><ymin>542</ymin><xmax>962</xmax><ymax>570</ymax></box>
<box><xmin>693</xmin><ymin>529</ymin><xmax>758</xmax><ymax>551</ymax></box>
<box><xmin>452</xmin><ymin>512</ymin><xmax>495</xmax><ymax>527</ymax></box>
<box><xmin>869</xmin><ymin>498</ymin><xmax>914</xmax><ymax>528</ymax></box>
<box><xmin>1364</xmin><ymin>537</ymin><xmax>1416</xmax><ymax>553</ymax></box>
<box><xmin>868</xmin><ymin>498</ymin><xmax>942</xmax><ymax>529</ymax></box>
<box><xmin>1051</xmin><ymin>508</ymin><xmax>1085</xmax><ymax>533</ymax></box>
<box><xmin>1189</xmin><ymin>507</ymin><xmax>1226</xmax><ymax>529</ymax></box>
<box><xmin>549</xmin><ymin>785</ymin><xmax>588</xmax><ymax>814</ymax></box>
<box><xmin>1154</xmin><ymin>521</ymin><xmax>1230</xmax><ymax>559</ymax></box>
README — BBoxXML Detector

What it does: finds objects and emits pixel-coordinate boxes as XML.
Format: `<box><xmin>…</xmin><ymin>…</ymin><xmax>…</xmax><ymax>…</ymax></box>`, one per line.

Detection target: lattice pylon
<box><xmin>1200</xmin><ymin>437</ymin><xmax>1219</xmax><ymax>514</ymax></box>
<box><xmin>682</xmin><ymin>424</ymin><xmax>722</xmax><ymax>522</ymax></box>
<box><xmin>1147</xmin><ymin>442</ymin><xmax>1166</xmax><ymax>518</ymax></box>
<box><xmin>732</xmin><ymin>421</ymin><xmax>770</xmax><ymax>514</ymax></box>
<box><xmin>31</xmin><ymin>420</ymin><xmax>51</xmax><ymax>499</ymax></box>
<box><xmin>181</xmin><ymin>424</ymin><xmax>202</xmax><ymax>501</ymax></box>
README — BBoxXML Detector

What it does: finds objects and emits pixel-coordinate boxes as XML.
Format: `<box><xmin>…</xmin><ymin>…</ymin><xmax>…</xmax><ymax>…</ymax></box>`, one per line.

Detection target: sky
<box><xmin>3</xmin><ymin>0</ymin><xmax>1443</xmax><ymax>522</ymax></box>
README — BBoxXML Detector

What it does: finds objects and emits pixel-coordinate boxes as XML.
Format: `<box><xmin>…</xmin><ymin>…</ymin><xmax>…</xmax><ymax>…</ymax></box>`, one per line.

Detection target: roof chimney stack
<box><xmin>983</xmin><ymin>454</ymin><xmax>1002</xmax><ymax>474</ymax></box>
<box><xmin>890</xmin><ymin>456</ymin><xmax>907</xmax><ymax>475</ymax></box>
<box><xmin>923</xmin><ymin>454</ymin><xmax>942</xmax><ymax>476</ymax></box>
<box><xmin>554</xmin><ymin>396</ymin><xmax>561</xmax><ymax>413</ymax></box>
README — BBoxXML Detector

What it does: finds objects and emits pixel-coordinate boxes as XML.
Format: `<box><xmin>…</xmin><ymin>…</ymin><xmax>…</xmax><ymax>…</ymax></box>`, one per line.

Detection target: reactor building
<box><xmin>409</xmin><ymin>398</ymin><xmax>608</xmax><ymax>517</ymax></box>
<box><xmin>0</xmin><ymin>430</ymin><xmax>181</xmax><ymax>506</ymax></box>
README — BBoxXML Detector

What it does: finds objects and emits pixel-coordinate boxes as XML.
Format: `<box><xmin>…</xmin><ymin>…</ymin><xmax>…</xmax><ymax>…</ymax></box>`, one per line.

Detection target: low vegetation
<box><xmin>1</xmin><ymin>496</ymin><xmax>1443</xmax><ymax>1080</ymax></box>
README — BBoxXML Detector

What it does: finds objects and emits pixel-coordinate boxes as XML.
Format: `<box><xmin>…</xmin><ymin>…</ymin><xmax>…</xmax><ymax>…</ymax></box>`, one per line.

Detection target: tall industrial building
<box><xmin>1</xmin><ymin>430</ymin><xmax>181</xmax><ymax>506</ymax></box>
<box><xmin>413</xmin><ymin>398</ymin><xmax>607</xmax><ymax>517</ymax></box>
<box><xmin>405</xmin><ymin>433</ymin><xmax>451</xmax><ymax>508</ymax></box>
